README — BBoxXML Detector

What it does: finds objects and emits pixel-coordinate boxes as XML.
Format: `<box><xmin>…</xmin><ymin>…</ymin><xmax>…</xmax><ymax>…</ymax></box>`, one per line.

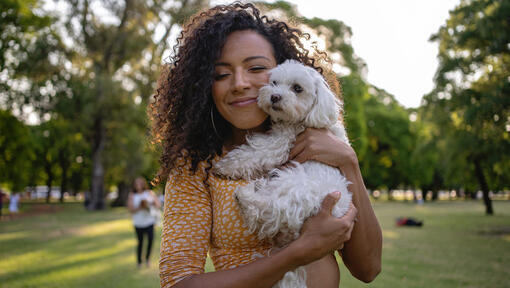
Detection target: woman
<box><xmin>127</xmin><ymin>177</ymin><xmax>161</xmax><ymax>268</ymax></box>
<box><xmin>151</xmin><ymin>3</ymin><xmax>382</xmax><ymax>287</ymax></box>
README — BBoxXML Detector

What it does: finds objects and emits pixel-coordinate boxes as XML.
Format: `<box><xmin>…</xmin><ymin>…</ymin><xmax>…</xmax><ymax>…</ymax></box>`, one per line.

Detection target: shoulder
<box><xmin>169</xmin><ymin>154</ymin><xmax>213</xmax><ymax>180</ymax></box>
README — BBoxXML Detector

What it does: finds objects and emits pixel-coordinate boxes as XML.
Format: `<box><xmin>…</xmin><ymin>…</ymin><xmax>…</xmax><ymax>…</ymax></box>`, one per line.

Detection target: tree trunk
<box><xmin>59</xmin><ymin>150</ymin><xmax>69</xmax><ymax>203</ymax></box>
<box><xmin>89</xmin><ymin>115</ymin><xmax>105</xmax><ymax>210</ymax></box>
<box><xmin>111</xmin><ymin>181</ymin><xmax>130</xmax><ymax>207</ymax></box>
<box><xmin>45</xmin><ymin>166</ymin><xmax>53</xmax><ymax>204</ymax></box>
<box><xmin>431</xmin><ymin>189</ymin><xmax>438</xmax><ymax>201</ymax></box>
<box><xmin>420</xmin><ymin>188</ymin><xmax>428</xmax><ymax>202</ymax></box>
<box><xmin>60</xmin><ymin>164</ymin><xmax>68</xmax><ymax>203</ymax></box>
<box><xmin>474</xmin><ymin>158</ymin><xmax>493</xmax><ymax>215</ymax></box>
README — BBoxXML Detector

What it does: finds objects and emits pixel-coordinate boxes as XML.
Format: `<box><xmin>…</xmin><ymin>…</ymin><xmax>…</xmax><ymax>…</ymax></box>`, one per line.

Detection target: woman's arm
<box><xmin>127</xmin><ymin>192</ymin><xmax>138</xmax><ymax>213</ymax></box>
<box><xmin>150</xmin><ymin>191</ymin><xmax>162</xmax><ymax>209</ymax></box>
<box><xmin>339</xmin><ymin>159</ymin><xmax>382</xmax><ymax>282</ymax></box>
<box><xmin>290</xmin><ymin>128</ymin><xmax>382</xmax><ymax>283</ymax></box>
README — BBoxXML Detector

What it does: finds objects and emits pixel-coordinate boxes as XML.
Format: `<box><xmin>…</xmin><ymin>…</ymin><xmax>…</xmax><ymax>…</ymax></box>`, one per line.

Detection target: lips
<box><xmin>230</xmin><ymin>97</ymin><xmax>258</xmax><ymax>107</ymax></box>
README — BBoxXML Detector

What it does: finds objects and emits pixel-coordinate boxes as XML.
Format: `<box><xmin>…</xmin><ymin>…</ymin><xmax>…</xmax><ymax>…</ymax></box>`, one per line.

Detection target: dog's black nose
<box><xmin>271</xmin><ymin>94</ymin><xmax>281</xmax><ymax>103</ymax></box>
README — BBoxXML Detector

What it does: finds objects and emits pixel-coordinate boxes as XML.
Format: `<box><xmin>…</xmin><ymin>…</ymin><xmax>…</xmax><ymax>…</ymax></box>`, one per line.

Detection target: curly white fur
<box><xmin>213</xmin><ymin>60</ymin><xmax>352</xmax><ymax>288</ymax></box>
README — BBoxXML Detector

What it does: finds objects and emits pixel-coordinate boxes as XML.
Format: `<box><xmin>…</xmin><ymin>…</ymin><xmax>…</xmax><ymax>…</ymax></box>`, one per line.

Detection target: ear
<box><xmin>304</xmin><ymin>69</ymin><xmax>341</xmax><ymax>128</ymax></box>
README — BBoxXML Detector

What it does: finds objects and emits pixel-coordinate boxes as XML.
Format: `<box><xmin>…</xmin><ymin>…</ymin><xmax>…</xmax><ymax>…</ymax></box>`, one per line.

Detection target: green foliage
<box><xmin>61</xmin><ymin>0</ymin><xmax>209</xmax><ymax>208</ymax></box>
<box><xmin>361</xmin><ymin>88</ymin><xmax>415</xmax><ymax>190</ymax></box>
<box><xmin>340</xmin><ymin>74</ymin><xmax>368</xmax><ymax>161</ymax></box>
<box><xmin>425</xmin><ymin>0</ymin><xmax>510</xmax><ymax>194</ymax></box>
<box><xmin>0</xmin><ymin>110</ymin><xmax>34</xmax><ymax>191</ymax></box>
<box><xmin>0</xmin><ymin>0</ymin><xmax>69</xmax><ymax>117</ymax></box>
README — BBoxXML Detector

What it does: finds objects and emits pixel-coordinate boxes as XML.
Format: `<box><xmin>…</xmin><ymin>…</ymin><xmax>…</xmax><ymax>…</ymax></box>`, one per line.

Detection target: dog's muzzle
<box><xmin>271</xmin><ymin>94</ymin><xmax>281</xmax><ymax>103</ymax></box>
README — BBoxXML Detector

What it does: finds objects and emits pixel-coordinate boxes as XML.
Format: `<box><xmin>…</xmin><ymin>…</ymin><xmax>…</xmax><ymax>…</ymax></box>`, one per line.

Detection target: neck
<box><xmin>224</xmin><ymin>124</ymin><xmax>267</xmax><ymax>152</ymax></box>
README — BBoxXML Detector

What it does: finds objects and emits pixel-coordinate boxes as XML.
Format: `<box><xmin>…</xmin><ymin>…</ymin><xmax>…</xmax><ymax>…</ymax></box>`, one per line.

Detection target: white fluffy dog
<box><xmin>213</xmin><ymin>60</ymin><xmax>352</xmax><ymax>288</ymax></box>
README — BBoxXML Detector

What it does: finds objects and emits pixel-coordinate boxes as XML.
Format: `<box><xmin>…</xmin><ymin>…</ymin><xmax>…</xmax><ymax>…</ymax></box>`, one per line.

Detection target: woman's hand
<box><xmin>289</xmin><ymin>128</ymin><xmax>357</xmax><ymax>172</ymax></box>
<box><xmin>291</xmin><ymin>192</ymin><xmax>358</xmax><ymax>266</ymax></box>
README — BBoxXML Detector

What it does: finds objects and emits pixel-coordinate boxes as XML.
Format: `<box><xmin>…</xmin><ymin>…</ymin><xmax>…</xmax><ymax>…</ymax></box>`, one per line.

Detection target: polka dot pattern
<box><xmin>159</xmin><ymin>157</ymin><xmax>271</xmax><ymax>288</ymax></box>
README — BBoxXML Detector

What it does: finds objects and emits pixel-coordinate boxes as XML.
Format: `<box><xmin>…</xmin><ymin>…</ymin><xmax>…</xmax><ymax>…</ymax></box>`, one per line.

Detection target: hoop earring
<box><xmin>210</xmin><ymin>106</ymin><xmax>221</xmax><ymax>139</ymax></box>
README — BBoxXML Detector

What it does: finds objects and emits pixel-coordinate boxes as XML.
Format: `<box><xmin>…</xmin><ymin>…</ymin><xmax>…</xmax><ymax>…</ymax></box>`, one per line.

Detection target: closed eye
<box><xmin>214</xmin><ymin>73</ymin><xmax>230</xmax><ymax>81</ymax></box>
<box><xmin>293</xmin><ymin>84</ymin><xmax>303</xmax><ymax>93</ymax></box>
<box><xmin>249</xmin><ymin>66</ymin><xmax>267</xmax><ymax>72</ymax></box>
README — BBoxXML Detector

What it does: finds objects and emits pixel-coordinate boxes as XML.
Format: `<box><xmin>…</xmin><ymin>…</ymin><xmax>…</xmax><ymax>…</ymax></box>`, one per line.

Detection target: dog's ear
<box><xmin>303</xmin><ymin>68</ymin><xmax>341</xmax><ymax>128</ymax></box>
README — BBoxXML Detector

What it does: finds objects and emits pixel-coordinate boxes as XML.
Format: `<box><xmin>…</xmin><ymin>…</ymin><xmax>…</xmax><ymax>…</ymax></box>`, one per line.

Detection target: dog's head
<box><xmin>258</xmin><ymin>59</ymin><xmax>341</xmax><ymax>127</ymax></box>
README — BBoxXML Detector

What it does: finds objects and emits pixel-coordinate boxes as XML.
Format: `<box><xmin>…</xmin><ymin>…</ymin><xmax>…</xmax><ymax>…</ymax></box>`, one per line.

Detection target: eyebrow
<box><xmin>215</xmin><ymin>56</ymin><xmax>271</xmax><ymax>67</ymax></box>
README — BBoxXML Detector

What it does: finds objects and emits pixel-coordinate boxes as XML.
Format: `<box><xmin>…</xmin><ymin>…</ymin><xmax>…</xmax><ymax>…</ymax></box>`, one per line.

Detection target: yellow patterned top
<box><xmin>159</xmin><ymin>157</ymin><xmax>271</xmax><ymax>288</ymax></box>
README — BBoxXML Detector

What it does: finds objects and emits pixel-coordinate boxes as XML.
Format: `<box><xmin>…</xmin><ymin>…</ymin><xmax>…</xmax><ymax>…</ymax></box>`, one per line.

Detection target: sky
<box><xmin>212</xmin><ymin>0</ymin><xmax>461</xmax><ymax>108</ymax></box>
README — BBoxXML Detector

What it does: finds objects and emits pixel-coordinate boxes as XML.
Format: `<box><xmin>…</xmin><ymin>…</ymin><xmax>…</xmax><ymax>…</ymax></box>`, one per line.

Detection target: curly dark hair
<box><xmin>150</xmin><ymin>2</ymin><xmax>331</xmax><ymax>185</ymax></box>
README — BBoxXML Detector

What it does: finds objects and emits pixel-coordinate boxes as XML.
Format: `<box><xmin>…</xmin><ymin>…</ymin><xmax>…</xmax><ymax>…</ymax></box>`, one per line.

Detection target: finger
<box><xmin>292</xmin><ymin>150</ymin><xmax>311</xmax><ymax>164</ymax></box>
<box><xmin>280</xmin><ymin>162</ymin><xmax>294</xmax><ymax>170</ymax></box>
<box><xmin>297</xmin><ymin>127</ymin><xmax>329</xmax><ymax>143</ymax></box>
<box><xmin>320</xmin><ymin>191</ymin><xmax>341</xmax><ymax>215</ymax></box>
<box><xmin>295</xmin><ymin>128</ymin><xmax>313</xmax><ymax>143</ymax></box>
<box><xmin>341</xmin><ymin>204</ymin><xmax>358</xmax><ymax>223</ymax></box>
<box><xmin>289</xmin><ymin>140</ymin><xmax>307</xmax><ymax>160</ymax></box>
<box><xmin>342</xmin><ymin>222</ymin><xmax>356</xmax><ymax>244</ymax></box>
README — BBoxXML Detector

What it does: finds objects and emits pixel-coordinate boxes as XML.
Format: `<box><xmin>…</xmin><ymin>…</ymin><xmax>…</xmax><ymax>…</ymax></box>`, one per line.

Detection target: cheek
<box><xmin>212</xmin><ymin>82</ymin><xmax>228</xmax><ymax>106</ymax></box>
<box><xmin>211</xmin><ymin>83</ymin><xmax>220</xmax><ymax>99</ymax></box>
<box><xmin>253</xmin><ymin>72</ymin><xmax>271</xmax><ymax>88</ymax></box>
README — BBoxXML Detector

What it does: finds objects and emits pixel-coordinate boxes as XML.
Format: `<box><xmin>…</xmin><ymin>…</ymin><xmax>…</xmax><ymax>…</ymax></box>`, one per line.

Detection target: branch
<box><xmin>81</xmin><ymin>0</ymin><xmax>90</xmax><ymax>46</ymax></box>
<box><xmin>103</xmin><ymin>0</ymin><xmax>132</xmax><ymax>70</ymax></box>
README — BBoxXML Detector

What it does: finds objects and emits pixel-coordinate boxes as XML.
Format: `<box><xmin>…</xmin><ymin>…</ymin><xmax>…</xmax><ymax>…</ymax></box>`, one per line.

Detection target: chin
<box><xmin>231</xmin><ymin>114</ymin><xmax>268</xmax><ymax>130</ymax></box>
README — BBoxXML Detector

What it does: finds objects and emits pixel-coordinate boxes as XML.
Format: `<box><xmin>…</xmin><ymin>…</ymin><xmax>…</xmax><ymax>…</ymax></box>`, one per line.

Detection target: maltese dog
<box><xmin>213</xmin><ymin>59</ymin><xmax>352</xmax><ymax>288</ymax></box>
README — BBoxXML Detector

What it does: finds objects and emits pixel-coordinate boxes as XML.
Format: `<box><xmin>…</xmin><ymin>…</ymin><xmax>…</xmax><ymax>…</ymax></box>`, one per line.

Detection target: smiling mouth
<box><xmin>230</xmin><ymin>98</ymin><xmax>258</xmax><ymax>107</ymax></box>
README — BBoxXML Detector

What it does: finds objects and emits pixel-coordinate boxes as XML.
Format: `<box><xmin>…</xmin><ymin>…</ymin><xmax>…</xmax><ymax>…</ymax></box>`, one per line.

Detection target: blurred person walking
<box><xmin>8</xmin><ymin>192</ymin><xmax>20</xmax><ymax>213</ymax></box>
<box><xmin>127</xmin><ymin>177</ymin><xmax>161</xmax><ymax>268</ymax></box>
<box><xmin>0</xmin><ymin>188</ymin><xmax>6</xmax><ymax>217</ymax></box>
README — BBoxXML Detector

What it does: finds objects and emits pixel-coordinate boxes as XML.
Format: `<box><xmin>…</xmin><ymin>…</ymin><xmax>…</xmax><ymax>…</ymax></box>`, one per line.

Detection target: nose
<box><xmin>271</xmin><ymin>94</ymin><xmax>281</xmax><ymax>104</ymax></box>
<box><xmin>233</xmin><ymin>69</ymin><xmax>250</xmax><ymax>93</ymax></box>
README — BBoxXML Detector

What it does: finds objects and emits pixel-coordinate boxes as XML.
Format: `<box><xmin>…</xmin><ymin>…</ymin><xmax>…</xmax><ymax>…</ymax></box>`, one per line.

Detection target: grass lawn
<box><xmin>1</xmin><ymin>200</ymin><xmax>509</xmax><ymax>288</ymax></box>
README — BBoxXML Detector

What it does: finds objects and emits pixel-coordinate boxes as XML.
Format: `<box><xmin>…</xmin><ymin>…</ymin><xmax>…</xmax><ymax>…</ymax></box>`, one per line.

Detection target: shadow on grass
<box><xmin>0</xmin><ymin>202</ymin><xmax>162</xmax><ymax>288</ymax></box>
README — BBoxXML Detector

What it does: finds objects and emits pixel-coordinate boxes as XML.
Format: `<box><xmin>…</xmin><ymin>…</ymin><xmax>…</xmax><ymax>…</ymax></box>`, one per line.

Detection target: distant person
<box><xmin>9</xmin><ymin>192</ymin><xmax>20</xmax><ymax>213</ymax></box>
<box><xmin>127</xmin><ymin>177</ymin><xmax>161</xmax><ymax>268</ymax></box>
<box><xmin>0</xmin><ymin>188</ymin><xmax>6</xmax><ymax>216</ymax></box>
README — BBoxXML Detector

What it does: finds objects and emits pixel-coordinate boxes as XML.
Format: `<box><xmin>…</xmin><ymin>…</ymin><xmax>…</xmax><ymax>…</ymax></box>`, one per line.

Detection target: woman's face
<box><xmin>212</xmin><ymin>30</ymin><xmax>277</xmax><ymax>132</ymax></box>
<box><xmin>134</xmin><ymin>178</ymin><xmax>145</xmax><ymax>192</ymax></box>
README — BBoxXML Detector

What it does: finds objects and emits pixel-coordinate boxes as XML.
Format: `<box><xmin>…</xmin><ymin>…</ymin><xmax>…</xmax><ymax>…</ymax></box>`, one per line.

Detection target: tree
<box><xmin>0</xmin><ymin>110</ymin><xmax>34</xmax><ymax>192</ymax></box>
<box><xmin>0</xmin><ymin>0</ymin><xmax>70</xmax><ymax>118</ymax></box>
<box><xmin>42</xmin><ymin>0</ymin><xmax>208</xmax><ymax>209</ymax></box>
<box><xmin>427</xmin><ymin>0</ymin><xmax>510</xmax><ymax>214</ymax></box>
<box><xmin>360</xmin><ymin>88</ymin><xmax>415</xmax><ymax>192</ymax></box>
<box><xmin>31</xmin><ymin>122</ymin><xmax>59</xmax><ymax>203</ymax></box>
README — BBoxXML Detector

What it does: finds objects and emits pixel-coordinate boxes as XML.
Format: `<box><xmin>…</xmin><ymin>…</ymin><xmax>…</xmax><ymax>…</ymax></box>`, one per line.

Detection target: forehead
<box><xmin>218</xmin><ymin>30</ymin><xmax>275</xmax><ymax>61</ymax></box>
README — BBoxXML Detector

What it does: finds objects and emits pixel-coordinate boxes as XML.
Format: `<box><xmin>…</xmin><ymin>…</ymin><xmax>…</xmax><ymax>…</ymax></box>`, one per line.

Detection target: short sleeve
<box><xmin>159</xmin><ymin>160</ymin><xmax>212</xmax><ymax>288</ymax></box>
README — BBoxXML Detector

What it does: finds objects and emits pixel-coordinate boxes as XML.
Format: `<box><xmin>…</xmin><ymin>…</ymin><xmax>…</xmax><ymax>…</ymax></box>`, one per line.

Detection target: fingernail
<box><xmin>332</xmin><ymin>191</ymin><xmax>341</xmax><ymax>198</ymax></box>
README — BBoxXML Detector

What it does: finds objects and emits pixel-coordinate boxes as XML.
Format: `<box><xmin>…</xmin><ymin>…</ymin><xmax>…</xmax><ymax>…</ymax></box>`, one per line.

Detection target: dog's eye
<box><xmin>293</xmin><ymin>84</ymin><xmax>303</xmax><ymax>93</ymax></box>
<box><xmin>272</xmin><ymin>80</ymin><xmax>278</xmax><ymax>85</ymax></box>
